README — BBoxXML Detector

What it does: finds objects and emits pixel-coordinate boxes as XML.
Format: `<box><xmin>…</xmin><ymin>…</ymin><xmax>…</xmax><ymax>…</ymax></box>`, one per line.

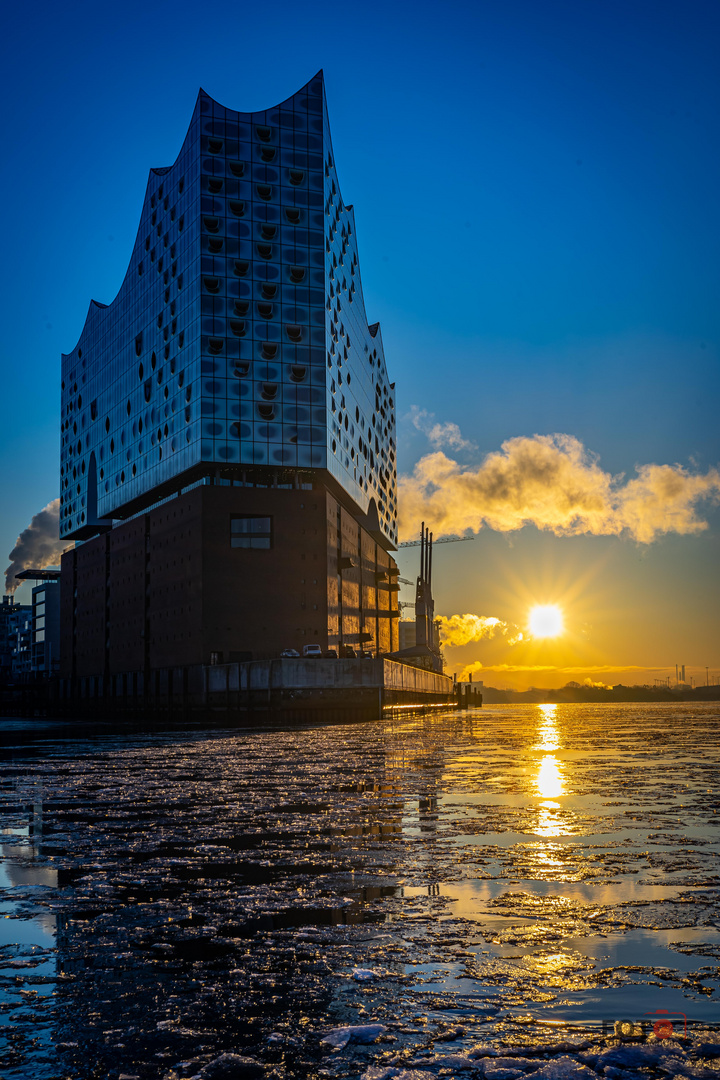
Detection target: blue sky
<box><xmin>1</xmin><ymin>0</ymin><xmax>718</xmax><ymax>683</ymax></box>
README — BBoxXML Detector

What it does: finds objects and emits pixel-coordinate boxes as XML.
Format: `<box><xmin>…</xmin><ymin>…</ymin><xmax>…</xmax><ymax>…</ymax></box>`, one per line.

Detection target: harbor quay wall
<box><xmin>205</xmin><ymin>657</ymin><xmax>451</xmax><ymax>695</ymax></box>
<box><xmin>12</xmin><ymin>658</ymin><xmax>455</xmax><ymax>724</ymax></box>
<box><xmin>205</xmin><ymin>658</ymin><xmax>454</xmax><ymax>721</ymax></box>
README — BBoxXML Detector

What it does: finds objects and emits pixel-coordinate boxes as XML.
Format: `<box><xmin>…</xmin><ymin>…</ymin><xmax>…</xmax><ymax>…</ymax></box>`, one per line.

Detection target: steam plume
<box><xmin>5</xmin><ymin>499</ymin><xmax>68</xmax><ymax>595</ymax></box>
<box><xmin>408</xmin><ymin>406</ymin><xmax>476</xmax><ymax>452</ymax></box>
<box><xmin>398</xmin><ymin>434</ymin><xmax>720</xmax><ymax>543</ymax></box>
<box><xmin>437</xmin><ymin>613</ymin><xmax>524</xmax><ymax>647</ymax></box>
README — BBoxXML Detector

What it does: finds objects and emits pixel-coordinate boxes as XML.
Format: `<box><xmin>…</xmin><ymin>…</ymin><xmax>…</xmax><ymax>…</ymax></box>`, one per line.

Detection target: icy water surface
<box><xmin>1</xmin><ymin>703</ymin><xmax>719</xmax><ymax>1079</ymax></box>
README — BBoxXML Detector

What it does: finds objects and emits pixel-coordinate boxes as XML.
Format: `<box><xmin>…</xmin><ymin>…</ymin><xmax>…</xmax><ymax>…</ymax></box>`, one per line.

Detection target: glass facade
<box><xmin>60</xmin><ymin>73</ymin><xmax>397</xmax><ymax>547</ymax></box>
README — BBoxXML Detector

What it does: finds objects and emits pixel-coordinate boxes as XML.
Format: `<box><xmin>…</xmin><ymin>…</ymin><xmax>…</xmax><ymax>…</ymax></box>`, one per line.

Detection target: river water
<box><xmin>1</xmin><ymin>702</ymin><xmax>719</xmax><ymax>1079</ymax></box>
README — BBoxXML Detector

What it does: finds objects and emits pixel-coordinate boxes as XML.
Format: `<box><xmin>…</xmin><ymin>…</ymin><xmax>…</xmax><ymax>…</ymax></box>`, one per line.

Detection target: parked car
<box><xmin>339</xmin><ymin>645</ymin><xmax>356</xmax><ymax>658</ymax></box>
<box><xmin>302</xmin><ymin>643</ymin><xmax>323</xmax><ymax>658</ymax></box>
<box><xmin>323</xmin><ymin>649</ymin><xmax>338</xmax><ymax>659</ymax></box>
<box><xmin>280</xmin><ymin>649</ymin><xmax>300</xmax><ymax>658</ymax></box>
<box><xmin>360</xmin><ymin>650</ymin><xmax>373</xmax><ymax>659</ymax></box>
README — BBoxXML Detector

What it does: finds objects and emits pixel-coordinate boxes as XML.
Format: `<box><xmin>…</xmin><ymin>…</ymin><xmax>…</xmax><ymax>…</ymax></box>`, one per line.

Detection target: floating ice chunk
<box><xmin>360</xmin><ymin>1070</ymin><xmax>430</xmax><ymax>1080</ymax></box>
<box><xmin>469</xmin><ymin>1045</ymin><xmax>499</xmax><ymax>1058</ymax></box>
<box><xmin>322</xmin><ymin>1023</ymin><xmax>387</xmax><ymax>1049</ymax></box>
<box><xmin>193</xmin><ymin>1052</ymin><xmax>265</xmax><ymax>1078</ymax></box>
<box><xmin>695</xmin><ymin>1043</ymin><xmax>720</xmax><ymax>1058</ymax></box>
<box><xmin>528</xmin><ymin>1058</ymin><xmax>597</xmax><ymax>1079</ymax></box>
<box><xmin>482</xmin><ymin>1057</ymin><xmax>543</xmax><ymax>1077</ymax></box>
<box><xmin>592</xmin><ymin>1042</ymin><xmax>685</xmax><ymax>1071</ymax></box>
<box><xmin>423</xmin><ymin>1053</ymin><xmax>476</xmax><ymax>1071</ymax></box>
<box><xmin>352</xmin><ymin>967</ymin><xmax>378</xmax><ymax>981</ymax></box>
<box><xmin>435</xmin><ymin>1023</ymin><xmax>467</xmax><ymax>1041</ymax></box>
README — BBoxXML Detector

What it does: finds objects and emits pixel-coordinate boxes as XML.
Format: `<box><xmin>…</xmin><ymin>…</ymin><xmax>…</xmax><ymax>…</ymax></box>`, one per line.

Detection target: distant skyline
<box><xmin>1</xmin><ymin>0</ymin><xmax>718</xmax><ymax>688</ymax></box>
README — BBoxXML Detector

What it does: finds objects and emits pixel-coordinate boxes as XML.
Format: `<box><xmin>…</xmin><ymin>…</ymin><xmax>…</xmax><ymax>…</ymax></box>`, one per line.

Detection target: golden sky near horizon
<box><xmin>396</xmin><ymin>520</ymin><xmax>719</xmax><ymax>691</ymax></box>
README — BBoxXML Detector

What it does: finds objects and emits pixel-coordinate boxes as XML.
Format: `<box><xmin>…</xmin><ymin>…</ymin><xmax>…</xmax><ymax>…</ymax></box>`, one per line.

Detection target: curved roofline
<box><xmin>63</xmin><ymin>73</ymin><xmax>326</xmax><ymax>357</ymax></box>
<box><xmin>195</xmin><ymin>70</ymin><xmax>324</xmax><ymax>121</ymax></box>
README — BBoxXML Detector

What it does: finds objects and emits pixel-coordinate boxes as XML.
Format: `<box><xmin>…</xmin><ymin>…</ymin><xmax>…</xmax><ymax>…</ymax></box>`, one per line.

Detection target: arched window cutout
<box><xmin>261</xmin><ymin>343</ymin><xmax>278</xmax><ymax>359</ymax></box>
<box><xmin>228</xmin><ymin>162</ymin><xmax>245</xmax><ymax>177</ymax></box>
<box><xmin>258</xmin><ymin>403</ymin><xmax>275</xmax><ymax>420</ymax></box>
<box><xmin>208</xmin><ymin>178</ymin><xmax>223</xmax><ymax>193</ymax></box>
<box><xmin>290</xmin><ymin>365</ymin><xmax>307</xmax><ymax>383</ymax></box>
<box><xmin>261</xmin><ymin>283</ymin><xmax>277</xmax><ymax>299</ymax></box>
<box><xmin>234</xmin><ymin>300</ymin><xmax>249</xmax><ymax>315</ymax></box>
<box><xmin>261</xmin><ymin>383</ymin><xmax>278</xmax><ymax>400</ymax></box>
<box><xmin>233</xmin><ymin>362</ymin><xmax>250</xmax><ymax>378</ymax></box>
<box><xmin>286</xmin><ymin>325</ymin><xmax>302</xmax><ymax>342</ymax></box>
<box><xmin>256</xmin><ymin>126</ymin><xmax>272</xmax><ymax>142</ymax></box>
<box><xmin>229</xmin><ymin>201</ymin><xmax>245</xmax><ymax>217</ymax></box>
<box><xmin>285</xmin><ymin>208</ymin><xmax>301</xmax><ymax>224</ymax></box>
<box><xmin>229</xmin><ymin>320</ymin><xmax>246</xmax><ymax>337</ymax></box>
<box><xmin>256</xmin><ymin>184</ymin><xmax>272</xmax><ymax>201</ymax></box>
<box><xmin>261</xmin><ymin>224</ymin><xmax>277</xmax><ymax>240</ymax></box>
<box><xmin>257</xmin><ymin>303</ymin><xmax>273</xmax><ymax>319</ymax></box>
<box><xmin>208</xmin><ymin>138</ymin><xmax>223</xmax><ymax>154</ymax></box>
<box><xmin>208</xmin><ymin>338</ymin><xmax>224</xmax><ymax>354</ymax></box>
<box><xmin>135</xmin><ymin>333</ymin><xmax>143</xmax><ymax>356</ymax></box>
<box><xmin>208</xmin><ymin>238</ymin><xmax>223</xmax><ymax>253</ymax></box>
<box><xmin>203</xmin><ymin>216</ymin><xmax>220</xmax><ymax>233</ymax></box>
<box><xmin>257</xmin><ymin>243</ymin><xmax>272</xmax><ymax>259</ymax></box>
<box><xmin>234</xmin><ymin>260</ymin><xmax>249</xmax><ymax>276</ymax></box>
<box><xmin>260</xmin><ymin>146</ymin><xmax>276</xmax><ymax>162</ymax></box>
<box><xmin>289</xmin><ymin>266</ymin><xmax>306</xmax><ymax>283</ymax></box>
<box><xmin>289</xmin><ymin>169</ymin><xmax>304</xmax><ymax>186</ymax></box>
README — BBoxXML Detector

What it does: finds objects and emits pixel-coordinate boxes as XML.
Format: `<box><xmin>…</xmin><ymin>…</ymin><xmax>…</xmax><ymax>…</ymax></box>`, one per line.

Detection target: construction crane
<box><xmin>398</xmin><ymin>534</ymin><xmax>475</xmax><ymax>549</ymax></box>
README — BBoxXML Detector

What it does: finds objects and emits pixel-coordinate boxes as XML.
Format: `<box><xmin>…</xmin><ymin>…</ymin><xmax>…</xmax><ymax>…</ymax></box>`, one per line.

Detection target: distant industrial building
<box><xmin>0</xmin><ymin>596</ymin><xmax>30</xmax><ymax>682</ymax></box>
<box><xmin>1</xmin><ymin>571</ymin><xmax>62</xmax><ymax>682</ymax></box>
<box><xmin>59</xmin><ymin>73</ymin><xmax>400</xmax><ymax>679</ymax></box>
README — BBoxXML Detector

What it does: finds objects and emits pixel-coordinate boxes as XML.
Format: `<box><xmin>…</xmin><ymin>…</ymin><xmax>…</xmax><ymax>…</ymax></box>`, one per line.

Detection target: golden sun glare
<box><xmin>529</xmin><ymin>604</ymin><xmax>564</xmax><ymax>638</ymax></box>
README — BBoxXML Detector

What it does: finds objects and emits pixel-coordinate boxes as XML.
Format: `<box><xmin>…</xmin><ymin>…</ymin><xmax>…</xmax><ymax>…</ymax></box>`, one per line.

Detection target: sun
<box><xmin>529</xmin><ymin>605</ymin><xmax>564</xmax><ymax>638</ymax></box>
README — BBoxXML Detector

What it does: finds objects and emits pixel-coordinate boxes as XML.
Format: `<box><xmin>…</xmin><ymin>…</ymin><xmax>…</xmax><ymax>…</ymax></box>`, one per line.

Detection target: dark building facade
<box><xmin>60</xmin><ymin>73</ymin><xmax>399</xmax><ymax>677</ymax></box>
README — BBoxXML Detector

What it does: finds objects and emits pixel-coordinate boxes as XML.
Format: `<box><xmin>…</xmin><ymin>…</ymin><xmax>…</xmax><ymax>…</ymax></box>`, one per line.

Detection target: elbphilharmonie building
<box><xmin>60</xmin><ymin>73</ymin><xmax>400</xmax><ymax>676</ymax></box>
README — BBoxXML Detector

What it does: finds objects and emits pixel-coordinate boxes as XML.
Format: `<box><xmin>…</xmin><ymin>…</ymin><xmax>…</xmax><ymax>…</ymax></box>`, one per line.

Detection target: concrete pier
<box><xmin>20</xmin><ymin>658</ymin><xmax>456</xmax><ymax>724</ymax></box>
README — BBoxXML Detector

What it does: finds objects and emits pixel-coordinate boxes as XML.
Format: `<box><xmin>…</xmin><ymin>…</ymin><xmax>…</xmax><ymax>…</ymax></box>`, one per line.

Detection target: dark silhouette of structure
<box><xmin>59</xmin><ymin>73</ymin><xmax>401</xmax><ymax>678</ymax></box>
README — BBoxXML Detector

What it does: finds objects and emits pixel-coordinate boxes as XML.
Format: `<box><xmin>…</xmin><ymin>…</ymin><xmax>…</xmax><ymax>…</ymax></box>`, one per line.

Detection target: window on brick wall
<box><xmin>230</xmin><ymin>516</ymin><xmax>272</xmax><ymax>550</ymax></box>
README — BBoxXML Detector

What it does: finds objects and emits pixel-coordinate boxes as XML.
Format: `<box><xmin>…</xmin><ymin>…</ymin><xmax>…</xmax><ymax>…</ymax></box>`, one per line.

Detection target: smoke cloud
<box><xmin>5</xmin><ymin>499</ymin><xmax>69</xmax><ymax>595</ymax></box>
<box><xmin>408</xmin><ymin>406</ymin><xmax>477</xmax><ymax>452</ymax></box>
<box><xmin>437</xmin><ymin>613</ymin><xmax>525</xmax><ymax>647</ymax></box>
<box><xmin>398</xmin><ymin>433</ymin><xmax>720</xmax><ymax>543</ymax></box>
<box><xmin>582</xmin><ymin>677</ymin><xmax>612</xmax><ymax>690</ymax></box>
